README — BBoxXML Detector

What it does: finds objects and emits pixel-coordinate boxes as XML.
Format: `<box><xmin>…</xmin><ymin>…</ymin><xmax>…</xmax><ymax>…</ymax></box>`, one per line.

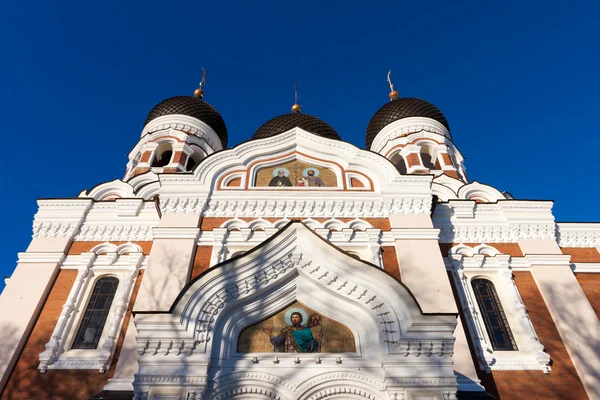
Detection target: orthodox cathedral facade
<box><xmin>0</xmin><ymin>78</ymin><xmax>599</xmax><ymax>400</ymax></box>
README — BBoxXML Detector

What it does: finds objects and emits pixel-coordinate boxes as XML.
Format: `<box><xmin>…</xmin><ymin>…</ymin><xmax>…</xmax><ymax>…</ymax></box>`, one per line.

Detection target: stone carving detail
<box><xmin>160</xmin><ymin>197</ymin><xmax>207</xmax><ymax>214</ymax></box>
<box><xmin>557</xmin><ymin>225</ymin><xmax>600</xmax><ymax>247</ymax></box>
<box><xmin>74</xmin><ymin>224</ymin><xmax>154</xmax><ymax>241</ymax></box>
<box><xmin>32</xmin><ymin>222</ymin><xmax>77</xmax><ymax>238</ymax></box>
<box><xmin>136</xmin><ymin>252</ymin><xmax>398</xmax><ymax>356</ymax></box>
<box><xmin>437</xmin><ymin>223</ymin><xmax>556</xmax><ymax>243</ymax></box>
<box><xmin>202</xmin><ymin>198</ymin><xmax>431</xmax><ymax>218</ymax></box>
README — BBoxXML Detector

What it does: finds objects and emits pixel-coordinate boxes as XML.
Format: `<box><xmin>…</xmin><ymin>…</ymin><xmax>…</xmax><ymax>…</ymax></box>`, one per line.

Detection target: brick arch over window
<box><xmin>471</xmin><ymin>278</ymin><xmax>517</xmax><ymax>351</ymax></box>
<box><xmin>72</xmin><ymin>276</ymin><xmax>119</xmax><ymax>350</ymax></box>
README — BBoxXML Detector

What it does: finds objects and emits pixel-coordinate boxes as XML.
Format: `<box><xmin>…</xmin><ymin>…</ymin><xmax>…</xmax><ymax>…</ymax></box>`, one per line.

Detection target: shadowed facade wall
<box><xmin>1</xmin><ymin>270</ymin><xmax>144</xmax><ymax>400</ymax></box>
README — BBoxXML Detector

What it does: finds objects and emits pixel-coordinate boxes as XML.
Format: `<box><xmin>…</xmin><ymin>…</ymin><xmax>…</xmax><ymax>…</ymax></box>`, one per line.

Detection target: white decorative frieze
<box><xmin>556</xmin><ymin>223</ymin><xmax>600</xmax><ymax>248</ymax></box>
<box><xmin>32</xmin><ymin>222</ymin><xmax>79</xmax><ymax>239</ymax></box>
<box><xmin>31</xmin><ymin>199</ymin><xmax>93</xmax><ymax>239</ymax></box>
<box><xmin>202</xmin><ymin>197</ymin><xmax>431</xmax><ymax>218</ymax></box>
<box><xmin>437</xmin><ymin>223</ymin><xmax>556</xmax><ymax>243</ymax></box>
<box><xmin>74</xmin><ymin>224</ymin><xmax>154</xmax><ymax>241</ymax></box>
<box><xmin>160</xmin><ymin>197</ymin><xmax>207</xmax><ymax>214</ymax></box>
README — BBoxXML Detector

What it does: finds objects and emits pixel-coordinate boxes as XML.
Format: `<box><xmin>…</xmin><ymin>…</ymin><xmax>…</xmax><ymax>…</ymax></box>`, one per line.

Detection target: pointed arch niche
<box><xmin>133</xmin><ymin>223</ymin><xmax>458</xmax><ymax>400</ymax></box>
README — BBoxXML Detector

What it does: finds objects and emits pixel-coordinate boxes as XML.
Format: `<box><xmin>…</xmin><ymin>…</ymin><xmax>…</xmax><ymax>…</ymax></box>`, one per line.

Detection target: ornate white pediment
<box><xmin>133</xmin><ymin>222</ymin><xmax>458</xmax><ymax>400</ymax></box>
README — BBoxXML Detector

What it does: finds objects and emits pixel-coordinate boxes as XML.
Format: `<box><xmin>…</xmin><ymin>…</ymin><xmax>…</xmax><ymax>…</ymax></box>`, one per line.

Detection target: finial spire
<box><xmin>387</xmin><ymin>70</ymin><xmax>399</xmax><ymax>101</ymax></box>
<box><xmin>292</xmin><ymin>82</ymin><xmax>302</xmax><ymax>113</ymax></box>
<box><xmin>194</xmin><ymin>68</ymin><xmax>207</xmax><ymax>99</ymax></box>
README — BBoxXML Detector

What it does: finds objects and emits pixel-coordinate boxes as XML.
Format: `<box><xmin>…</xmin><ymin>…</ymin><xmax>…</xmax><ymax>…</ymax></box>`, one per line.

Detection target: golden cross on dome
<box><xmin>194</xmin><ymin>68</ymin><xmax>207</xmax><ymax>98</ymax></box>
<box><xmin>292</xmin><ymin>82</ymin><xmax>302</xmax><ymax>113</ymax></box>
<box><xmin>387</xmin><ymin>70</ymin><xmax>399</xmax><ymax>101</ymax></box>
<box><xmin>200</xmin><ymin>68</ymin><xmax>207</xmax><ymax>89</ymax></box>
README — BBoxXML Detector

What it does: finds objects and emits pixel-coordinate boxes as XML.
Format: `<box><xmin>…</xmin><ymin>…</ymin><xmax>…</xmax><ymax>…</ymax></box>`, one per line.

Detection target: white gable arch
<box><xmin>133</xmin><ymin>223</ymin><xmax>458</xmax><ymax>399</ymax></box>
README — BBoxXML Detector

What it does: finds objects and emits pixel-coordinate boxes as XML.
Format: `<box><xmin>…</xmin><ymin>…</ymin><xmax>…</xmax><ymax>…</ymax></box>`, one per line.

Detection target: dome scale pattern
<box><xmin>253</xmin><ymin>113</ymin><xmax>340</xmax><ymax>140</ymax></box>
<box><xmin>365</xmin><ymin>98</ymin><xmax>449</xmax><ymax>149</ymax></box>
<box><xmin>144</xmin><ymin>96</ymin><xmax>228</xmax><ymax>147</ymax></box>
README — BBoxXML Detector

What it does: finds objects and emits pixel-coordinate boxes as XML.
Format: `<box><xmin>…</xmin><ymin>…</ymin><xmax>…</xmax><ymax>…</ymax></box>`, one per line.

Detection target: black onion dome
<box><xmin>144</xmin><ymin>96</ymin><xmax>228</xmax><ymax>147</ymax></box>
<box><xmin>253</xmin><ymin>113</ymin><xmax>340</xmax><ymax>140</ymax></box>
<box><xmin>365</xmin><ymin>98</ymin><xmax>450</xmax><ymax>149</ymax></box>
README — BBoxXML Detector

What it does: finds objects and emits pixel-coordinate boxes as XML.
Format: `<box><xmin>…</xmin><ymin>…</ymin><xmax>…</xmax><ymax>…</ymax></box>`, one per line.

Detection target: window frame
<box><xmin>471</xmin><ymin>278</ymin><xmax>518</xmax><ymax>351</ymax></box>
<box><xmin>70</xmin><ymin>275</ymin><xmax>120</xmax><ymax>350</ymax></box>
<box><xmin>38</xmin><ymin>245</ymin><xmax>143</xmax><ymax>373</ymax></box>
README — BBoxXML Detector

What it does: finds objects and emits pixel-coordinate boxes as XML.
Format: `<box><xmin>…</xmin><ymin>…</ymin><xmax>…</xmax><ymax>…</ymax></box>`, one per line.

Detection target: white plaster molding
<box><xmin>31</xmin><ymin>199</ymin><xmax>93</xmax><ymax>239</ymax></box>
<box><xmin>160</xmin><ymin>197</ymin><xmax>207</xmax><ymax>214</ymax></box>
<box><xmin>141</xmin><ymin>114</ymin><xmax>223</xmax><ymax>152</ymax></box>
<box><xmin>73</xmin><ymin>202</ymin><xmax>159</xmax><ymax>241</ymax></box>
<box><xmin>556</xmin><ymin>222</ymin><xmax>600</xmax><ymax>247</ymax></box>
<box><xmin>152</xmin><ymin>227</ymin><xmax>200</xmax><ymax>240</ymax></box>
<box><xmin>202</xmin><ymin>197</ymin><xmax>432</xmax><ymax>218</ymax></box>
<box><xmin>79</xmin><ymin>180</ymin><xmax>136</xmax><ymax>201</ymax></box>
<box><xmin>434</xmin><ymin>201</ymin><xmax>556</xmax><ymax>243</ymax></box>
<box><xmin>571</xmin><ymin>263</ymin><xmax>600</xmax><ymax>273</ymax></box>
<box><xmin>448</xmin><ymin>246</ymin><xmax>551</xmax><ymax>373</ymax></box>
<box><xmin>370</xmin><ymin>117</ymin><xmax>451</xmax><ymax>153</ymax></box>
<box><xmin>39</xmin><ymin>251</ymin><xmax>143</xmax><ymax>373</ymax></box>
<box><xmin>457</xmin><ymin>181</ymin><xmax>505</xmax><ymax>202</ymax></box>
<box><xmin>17</xmin><ymin>252</ymin><xmax>66</xmax><ymax>264</ymax></box>
<box><xmin>134</xmin><ymin>223</ymin><xmax>457</xmax><ymax>398</ymax></box>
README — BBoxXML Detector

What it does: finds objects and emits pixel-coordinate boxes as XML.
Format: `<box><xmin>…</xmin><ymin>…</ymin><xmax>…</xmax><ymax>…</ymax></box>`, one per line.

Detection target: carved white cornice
<box><xmin>73</xmin><ymin>202</ymin><xmax>159</xmax><ymax>241</ymax></box>
<box><xmin>159</xmin><ymin>197</ymin><xmax>207</xmax><ymax>214</ymax></box>
<box><xmin>556</xmin><ymin>222</ymin><xmax>600</xmax><ymax>247</ymax></box>
<box><xmin>434</xmin><ymin>201</ymin><xmax>556</xmax><ymax>243</ymax></box>
<box><xmin>202</xmin><ymin>197</ymin><xmax>432</xmax><ymax>218</ymax></box>
<box><xmin>437</xmin><ymin>223</ymin><xmax>556</xmax><ymax>243</ymax></box>
<box><xmin>32</xmin><ymin>199</ymin><xmax>93</xmax><ymax>239</ymax></box>
<box><xmin>17</xmin><ymin>252</ymin><xmax>66</xmax><ymax>264</ymax></box>
<box><xmin>74</xmin><ymin>224</ymin><xmax>154</xmax><ymax>241</ymax></box>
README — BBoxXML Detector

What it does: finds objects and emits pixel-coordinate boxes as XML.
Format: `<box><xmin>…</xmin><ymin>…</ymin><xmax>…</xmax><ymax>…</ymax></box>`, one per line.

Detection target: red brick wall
<box><xmin>190</xmin><ymin>246</ymin><xmax>213</xmax><ymax>280</ymax></box>
<box><xmin>561</xmin><ymin>247</ymin><xmax>600</xmax><ymax>263</ymax></box>
<box><xmin>381</xmin><ymin>246</ymin><xmax>401</xmax><ymax>280</ymax></box>
<box><xmin>575</xmin><ymin>273</ymin><xmax>600</xmax><ymax>320</ymax></box>
<box><xmin>448</xmin><ymin>271</ymin><xmax>588</xmax><ymax>399</ymax></box>
<box><xmin>2</xmin><ymin>270</ymin><xmax>144</xmax><ymax>400</ymax></box>
<box><xmin>67</xmin><ymin>241</ymin><xmax>153</xmax><ymax>255</ymax></box>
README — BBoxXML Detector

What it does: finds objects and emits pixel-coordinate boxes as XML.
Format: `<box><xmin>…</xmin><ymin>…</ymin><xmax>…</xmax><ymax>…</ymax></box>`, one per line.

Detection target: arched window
<box><xmin>471</xmin><ymin>278</ymin><xmax>517</xmax><ymax>351</ymax></box>
<box><xmin>390</xmin><ymin>153</ymin><xmax>407</xmax><ymax>174</ymax></box>
<box><xmin>72</xmin><ymin>277</ymin><xmax>119</xmax><ymax>350</ymax></box>
<box><xmin>420</xmin><ymin>144</ymin><xmax>437</xmax><ymax>170</ymax></box>
<box><xmin>151</xmin><ymin>142</ymin><xmax>174</xmax><ymax>168</ymax></box>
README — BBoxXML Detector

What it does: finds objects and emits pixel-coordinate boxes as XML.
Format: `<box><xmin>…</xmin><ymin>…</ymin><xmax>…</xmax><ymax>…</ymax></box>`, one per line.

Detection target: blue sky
<box><xmin>1</xmin><ymin>1</ymin><xmax>599</xmax><ymax>291</ymax></box>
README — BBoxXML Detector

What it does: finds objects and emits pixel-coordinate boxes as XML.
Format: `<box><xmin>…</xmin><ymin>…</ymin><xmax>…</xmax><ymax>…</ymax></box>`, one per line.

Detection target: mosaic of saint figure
<box><xmin>262</xmin><ymin>308</ymin><xmax>322</xmax><ymax>352</ymax></box>
<box><xmin>268</xmin><ymin>168</ymin><xmax>293</xmax><ymax>187</ymax></box>
<box><xmin>297</xmin><ymin>168</ymin><xmax>325</xmax><ymax>187</ymax></box>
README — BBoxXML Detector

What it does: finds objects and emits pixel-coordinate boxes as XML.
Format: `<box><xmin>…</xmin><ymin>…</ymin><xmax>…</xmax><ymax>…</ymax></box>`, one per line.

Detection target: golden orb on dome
<box><xmin>194</xmin><ymin>88</ymin><xmax>204</xmax><ymax>98</ymax></box>
<box><xmin>291</xmin><ymin>103</ymin><xmax>302</xmax><ymax>113</ymax></box>
<box><xmin>389</xmin><ymin>90</ymin><xmax>399</xmax><ymax>101</ymax></box>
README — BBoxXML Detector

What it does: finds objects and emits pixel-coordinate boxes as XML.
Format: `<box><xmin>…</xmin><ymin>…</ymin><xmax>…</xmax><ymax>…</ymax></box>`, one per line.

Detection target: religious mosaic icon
<box><xmin>237</xmin><ymin>302</ymin><xmax>355</xmax><ymax>353</ymax></box>
<box><xmin>255</xmin><ymin>160</ymin><xmax>338</xmax><ymax>188</ymax></box>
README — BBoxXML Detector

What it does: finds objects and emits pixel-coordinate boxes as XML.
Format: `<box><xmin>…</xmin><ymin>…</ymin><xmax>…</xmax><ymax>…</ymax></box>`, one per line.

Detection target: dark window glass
<box><xmin>421</xmin><ymin>152</ymin><xmax>436</xmax><ymax>169</ymax></box>
<box><xmin>186</xmin><ymin>157</ymin><xmax>198</xmax><ymax>171</ymax></box>
<box><xmin>153</xmin><ymin>150</ymin><xmax>172</xmax><ymax>168</ymax></box>
<box><xmin>471</xmin><ymin>278</ymin><xmax>517</xmax><ymax>351</ymax></box>
<box><xmin>72</xmin><ymin>277</ymin><xmax>119</xmax><ymax>350</ymax></box>
<box><xmin>396</xmin><ymin>158</ymin><xmax>407</xmax><ymax>174</ymax></box>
